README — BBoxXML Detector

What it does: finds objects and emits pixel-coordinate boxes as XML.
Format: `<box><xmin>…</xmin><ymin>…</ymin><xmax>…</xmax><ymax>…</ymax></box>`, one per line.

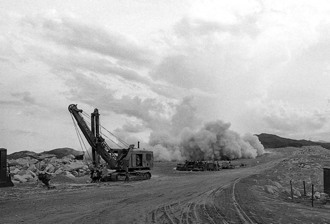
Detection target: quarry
<box><xmin>2</xmin><ymin>1</ymin><xmax>330</xmax><ymax>223</ymax></box>
<box><xmin>1</xmin><ymin>104</ymin><xmax>330</xmax><ymax>223</ymax></box>
<box><xmin>2</xmin><ymin>138</ymin><xmax>330</xmax><ymax>223</ymax></box>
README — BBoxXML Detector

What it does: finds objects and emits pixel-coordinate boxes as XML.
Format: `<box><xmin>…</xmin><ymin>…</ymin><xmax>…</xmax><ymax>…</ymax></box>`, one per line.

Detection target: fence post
<box><xmin>303</xmin><ymin>181</ymin><xmax>306</xmax><ymax>196</ymax></box>
<box><xmin>312</xmin><ymin>184</ymin><xmax>314</xmax><ymax>207</ymax></box>
<box><xmin>290</xmin><ymin>180</ymin><xmax>293</xmax><ymax>201</ymax></box>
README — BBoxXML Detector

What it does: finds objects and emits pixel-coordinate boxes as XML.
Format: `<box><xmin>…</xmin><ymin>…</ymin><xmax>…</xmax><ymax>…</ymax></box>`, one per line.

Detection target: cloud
<box><xmin>34</xmin><ymin>50</ymin><xmax>153</xmax><ymax>87</ymax></box>
<box><xmin>3</xmin><ymin>1</ymin><xmax>330</xmax><ymax>154</ymax></box>
<box><xmin>0</xmin><ymin>91</ymin><xmax>36</xmax><ymax>106</ymax></box>
<box><xmin>0</xmin><ymin>100</ymin><xmax>22</xmax><ymax>106</ymax></box>
<box><xmin>11</xmin><ymin>91</ymin><xmax>36</xmax><ymax>104</ymax></box>
<box><xmin>18</xmin><ymin>13</ymin><xmax>196</xmax><ymax>102</ymax></box>
<box><xmin>174</xmin><ymin>16</ymin><xmax>260</xmax><ymax>38</ymax></box>
<box><xmin>149</xmin><ymin>15</ymin><xmax>260</xmax><ymax>97</ymax></box>
<box><xmin>65</xmin><ymin>73</ymin><xmax>170</xmax><ymax>130</ymax></box>
<box><xmin>116</xmin><ymin>123</ymin><xmax>146</xmax><ymax>133</ymax></box>
<box><xmin>23</xmin><ymin>14</ymin><xmax>155</xmax><ymax>67</ymax></box>
<box><xmin>246</xmin><ymin>99</ymin><xmax>329</xmax><ymax>135</ymax></box>
<box><xmin>10</xmin><ymin>128</ymin><xmax>40</xmax><ymax>136</ymax></box>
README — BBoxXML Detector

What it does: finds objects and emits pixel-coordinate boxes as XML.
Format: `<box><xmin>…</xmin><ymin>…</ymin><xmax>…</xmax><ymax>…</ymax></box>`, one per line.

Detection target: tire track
<box><xmin>184</xmin><ymin>202</ymin><xmax>196</xmax><ymax>224</ymax></box>
<box><xmin>203</xmin><ymin>186</ymin><xmax>229</xmax><ymax>224</ymax></box>
<box><xmin>232</xmin><ymin>178</ymin><xmax>255</xmax><ymax>224</ymax></box>
<box><xmin>166</xmin><ymin>203</ymin><xmax>180</xmax><ymax>224</ymax></box>
<box><xmin>163</xmin><ymin>205</ymin><xmax>176</xmax><ymax>224</ymax></box>
<box><xmin>148</xmin><ymin>180</ymin><xmax>256</xmax><ymax>224</ymax></box>
<box><xmin>148</xmin><ymin>188</ymin><xmax>228</xmax><ymax>224</ymax></box>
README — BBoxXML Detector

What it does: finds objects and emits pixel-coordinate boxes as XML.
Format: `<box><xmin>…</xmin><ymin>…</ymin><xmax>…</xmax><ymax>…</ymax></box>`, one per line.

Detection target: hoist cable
<box><xmin>70</xmin><ymin>114</ymin><xmax>92</xmax><ymax>165</ymax></box>
<box><xmin>81</xmin><ymin>111</ymin><xmax>129</xmax><ymax>148</ymax></box>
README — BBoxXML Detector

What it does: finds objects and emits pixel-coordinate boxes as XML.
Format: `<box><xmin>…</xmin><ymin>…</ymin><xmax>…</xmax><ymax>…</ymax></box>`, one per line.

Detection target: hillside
<box><xmin>7</xmin><ymin>151</ymin><xmax>39</xmax><ymax>160</ymax></box>
<box><xmin>8</xmin><ymin>147</ymin><xmax>83</xmax><ymax>159</ymax></box>
<box><xmin>257</xmin><ymin>133</ymin><xmax>330</xmax><ymax>149</ymax></box>
<box><xmin>43</xmin><ymin>147</ymin><xmax>83</xmax><ymax>158</ymax></box>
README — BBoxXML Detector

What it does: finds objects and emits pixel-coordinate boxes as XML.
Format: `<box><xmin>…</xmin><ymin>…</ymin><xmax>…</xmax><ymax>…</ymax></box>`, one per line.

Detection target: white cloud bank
<box><xmin>0</xmin><ymin>0</ymin><xmax>330</xmax><ymax>155</ymax></box>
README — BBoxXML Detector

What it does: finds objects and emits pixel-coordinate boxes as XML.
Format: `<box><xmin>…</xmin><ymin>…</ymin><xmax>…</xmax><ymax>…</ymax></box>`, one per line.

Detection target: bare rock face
<box><xmin>71</xmin><ymin>171</ymin><xmax>79</xmax><ymax>177</ymax></box>
<box><xmin>62</xmin><ymin>155</ymin><xmax>75</xmax><ymax>164</ymax></box>
<box><xmin>314</xmin><ymin>192</ymin><xmax>321</xmax><ymax>199</ymax></box>
<box><xmin>281</xmin><ymin>188</ymin><xmax>291</xmax><ymax>195</ymax></box>
<box><xmin>21</xmin><ymin>174</ymin><xmax>35</xmax><ymax>182</ymax></box>
<box><xmin>27</xmin><ymin>164</ymin><xmax>37</xmax><ymax>172</ymax></box>
<box><xmin>64</xmin><ymin>171</ymin><xmax>76</xmax><ymax>179</ymax></box>
<box><xmin>11</xmin><ymin>168</ymin><xmax>20</xmax><ymax>174</ymax></box>
<box><xmin>54</xmin><ymin>168</ymin><xmax>63</xmax><ymax>175</ymax></box>
<box><xmin>264</xmin><ymin>185</ymin><xmax>278</xmax><ymax>195</ymax></box>
<box><xmin>62</xmin><ymin>160</ymin><xmax>86</xmax><ymax>171</ymax></box>
<box><xmin>13</xmin><ymin>175</ymin><xmax>27</xmax><ymax>183</ymax></box>
<box><xmin>7</xmin><ymin>151</ymin><xmax>89</xmax><ymax>184</ymax></box>
<box><xmin>320</xmin><ymin>193</ymin><xmax>328</xmax><ymax>203</ymax></box>
<box><xmin>17</xmin><ymin>169</ymin><xmax>30</xmax><ymax>176</ymax></box>
<box><xmin>44</xmin><ymin>164</ymin><xmax>55</xmax><ymax>173</ymax></box>
<box><xmin>273</xmin><ymin>181</ymin><xmax>283</xmax><ymax>189</ymax></box>
<box><xmin>293</xmin><ymin>188</ymin><xmax>301</xmax><ymax>197</ymax></box>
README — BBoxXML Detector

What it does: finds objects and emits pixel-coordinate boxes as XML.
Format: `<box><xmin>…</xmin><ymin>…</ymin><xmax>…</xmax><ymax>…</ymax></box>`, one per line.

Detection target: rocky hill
<box><xmin>257</xmin><ymin>133</ymin><xmax>330</xmax><ymax>149</ymax></box>
<box><xmin>43</xmin><ymin>148</ymin><xmax>83</xmax><ymax>158</ymax></box>
<box><xmin>8</xmin><ymin>147</ymin><xmax>83</xmax><ymax>159</ymax></box>
<box><xmin>7</xmin><ymin>148</ymin><xmax>87</xmax><ymax>184</ymax></box>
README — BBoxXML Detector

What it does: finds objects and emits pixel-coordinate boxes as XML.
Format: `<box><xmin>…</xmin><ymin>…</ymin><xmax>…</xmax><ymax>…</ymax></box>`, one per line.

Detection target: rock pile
<box><xmin>8</xmin><ymin>154</ymin><xmax>90</xmax><ymax>184</ymax></box>
<box><xmin>261</xmin><ymin>146</ymin><xmax>330</xmax><ymax>203</ymax></box>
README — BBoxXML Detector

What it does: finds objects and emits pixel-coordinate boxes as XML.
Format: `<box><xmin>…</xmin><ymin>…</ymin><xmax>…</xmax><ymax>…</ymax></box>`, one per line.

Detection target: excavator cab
<box><xmin>129</xmin><ymin>151</ymin><xmax>153</xmax><ymax>170</ymax></box>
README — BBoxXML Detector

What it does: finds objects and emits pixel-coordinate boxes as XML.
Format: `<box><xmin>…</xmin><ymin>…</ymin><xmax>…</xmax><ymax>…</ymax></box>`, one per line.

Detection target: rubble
<box><xmin>314</xmin><ymin>192</ymin><xmax>321</xmax><ymax>199</ymax></box>
<box><xmin>264</xmin><ymin>185</ymin><xmax>278</xmax><ymax>195</ymax></box>
<box><xmin>7</xmin><ymin>153</ymin><xmax>90</xmax><ymax>185</ymax></box>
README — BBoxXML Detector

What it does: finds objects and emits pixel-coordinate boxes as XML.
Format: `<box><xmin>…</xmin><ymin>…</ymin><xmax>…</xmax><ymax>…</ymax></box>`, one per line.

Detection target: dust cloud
<box><xmin>149</xmin><ymin>120</ymin><xmax>264</xmax><ymax>161</ymax></box>
<box><xmin>148</xmin><ymin>98</ymin><xmax>264</xmax><ymax>161</ymax></box>
<box><xmin>91</xmin><ymin>97</ymin><xmax>265</xmax><ymax>162</ymax></box>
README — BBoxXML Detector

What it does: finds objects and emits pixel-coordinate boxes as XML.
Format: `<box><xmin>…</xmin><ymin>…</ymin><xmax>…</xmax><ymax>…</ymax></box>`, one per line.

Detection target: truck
<box><xmin>68</xmin><ymin>104</ymin><xmax>153</xmax><ymax>181</ymax></box>
<box><xmin>176</xmin><ymin>160</ymin><xmax>221</xmax><ymax>171</ymax></box>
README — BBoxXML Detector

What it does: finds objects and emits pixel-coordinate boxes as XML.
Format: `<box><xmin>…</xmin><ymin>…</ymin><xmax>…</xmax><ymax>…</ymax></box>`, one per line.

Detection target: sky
<box><xmin>1</xmin><ymin>0</ymin><xmax>330</xmax><ymax>154</ymax></box>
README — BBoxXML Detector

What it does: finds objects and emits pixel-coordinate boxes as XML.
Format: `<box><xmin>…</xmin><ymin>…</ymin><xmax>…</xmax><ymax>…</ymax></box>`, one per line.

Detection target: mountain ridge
<box><xmin>257</xmin><ymin>133</ymin><xmax>330</xmax><ymax>150</ymax></box>
<box><xmin>7</xmin><ymin>147</ymin><xmax>83</xmax><ymax>159</ymax></box>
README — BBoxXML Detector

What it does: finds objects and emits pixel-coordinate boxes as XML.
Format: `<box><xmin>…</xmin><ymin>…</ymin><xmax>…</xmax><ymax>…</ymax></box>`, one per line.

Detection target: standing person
<box><xmin>90</xmin><ymin>166</ymin><xmax>101</xmax><ymax>183</ymax></box>
<box><xmin>36</xmin><ymin>170</ymin><xmax>52</xmax><ymax>189</ymax></box>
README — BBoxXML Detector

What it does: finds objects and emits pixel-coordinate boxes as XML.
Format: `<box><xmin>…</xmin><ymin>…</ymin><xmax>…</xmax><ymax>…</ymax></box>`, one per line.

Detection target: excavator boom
<box><xmin>68</xmin><ymin>104</ymin><xmax>116</xmax><ymax>168</ymax></box>
<box><xmin>68</xmin><ymin>104</ymin><xmax>153</xmax><ymax>182</ymax></box>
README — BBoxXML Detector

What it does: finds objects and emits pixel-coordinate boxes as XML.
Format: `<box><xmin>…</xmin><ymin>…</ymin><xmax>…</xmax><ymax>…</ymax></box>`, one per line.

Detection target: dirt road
<box><xmin>0</xmin><ymin>152</ymin><xmax>283</xmax><ymax>224</ymax></box>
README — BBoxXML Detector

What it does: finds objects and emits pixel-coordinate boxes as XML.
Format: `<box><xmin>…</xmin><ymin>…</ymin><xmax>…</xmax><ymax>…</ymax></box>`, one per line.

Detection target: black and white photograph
<box><xmin>1</xmin><ymin>0</ymin><xmax>330</xmax><ymax>223</ymax></box>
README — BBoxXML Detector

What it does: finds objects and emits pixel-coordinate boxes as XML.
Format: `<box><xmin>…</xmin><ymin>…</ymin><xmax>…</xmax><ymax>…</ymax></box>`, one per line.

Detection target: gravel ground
<box><xmin>1</xmin><ymin>147</ymin><xmax>329</xmax><ymax>223</ymax></box>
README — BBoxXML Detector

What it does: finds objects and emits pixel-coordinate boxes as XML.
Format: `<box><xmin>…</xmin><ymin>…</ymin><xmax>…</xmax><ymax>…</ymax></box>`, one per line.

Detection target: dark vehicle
<box><xmin>176</xmin><ymin>160</ymin><xmax>221</xmax><ymax>171</ymax></box>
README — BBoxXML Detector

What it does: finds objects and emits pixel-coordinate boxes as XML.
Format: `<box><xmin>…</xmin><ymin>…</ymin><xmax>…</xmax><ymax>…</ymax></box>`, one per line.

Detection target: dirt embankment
<box><xmin>227</xmin><ymin>146</ymin><xmax>330</xmax><ymax>224</ymax></box>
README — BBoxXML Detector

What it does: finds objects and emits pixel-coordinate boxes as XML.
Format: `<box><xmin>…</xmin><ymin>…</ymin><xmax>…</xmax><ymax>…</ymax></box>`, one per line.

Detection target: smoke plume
<box><xmin>148</xmin><ymin>98</ymin><xmax>264</xmax><ymax>161</ymax></box>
